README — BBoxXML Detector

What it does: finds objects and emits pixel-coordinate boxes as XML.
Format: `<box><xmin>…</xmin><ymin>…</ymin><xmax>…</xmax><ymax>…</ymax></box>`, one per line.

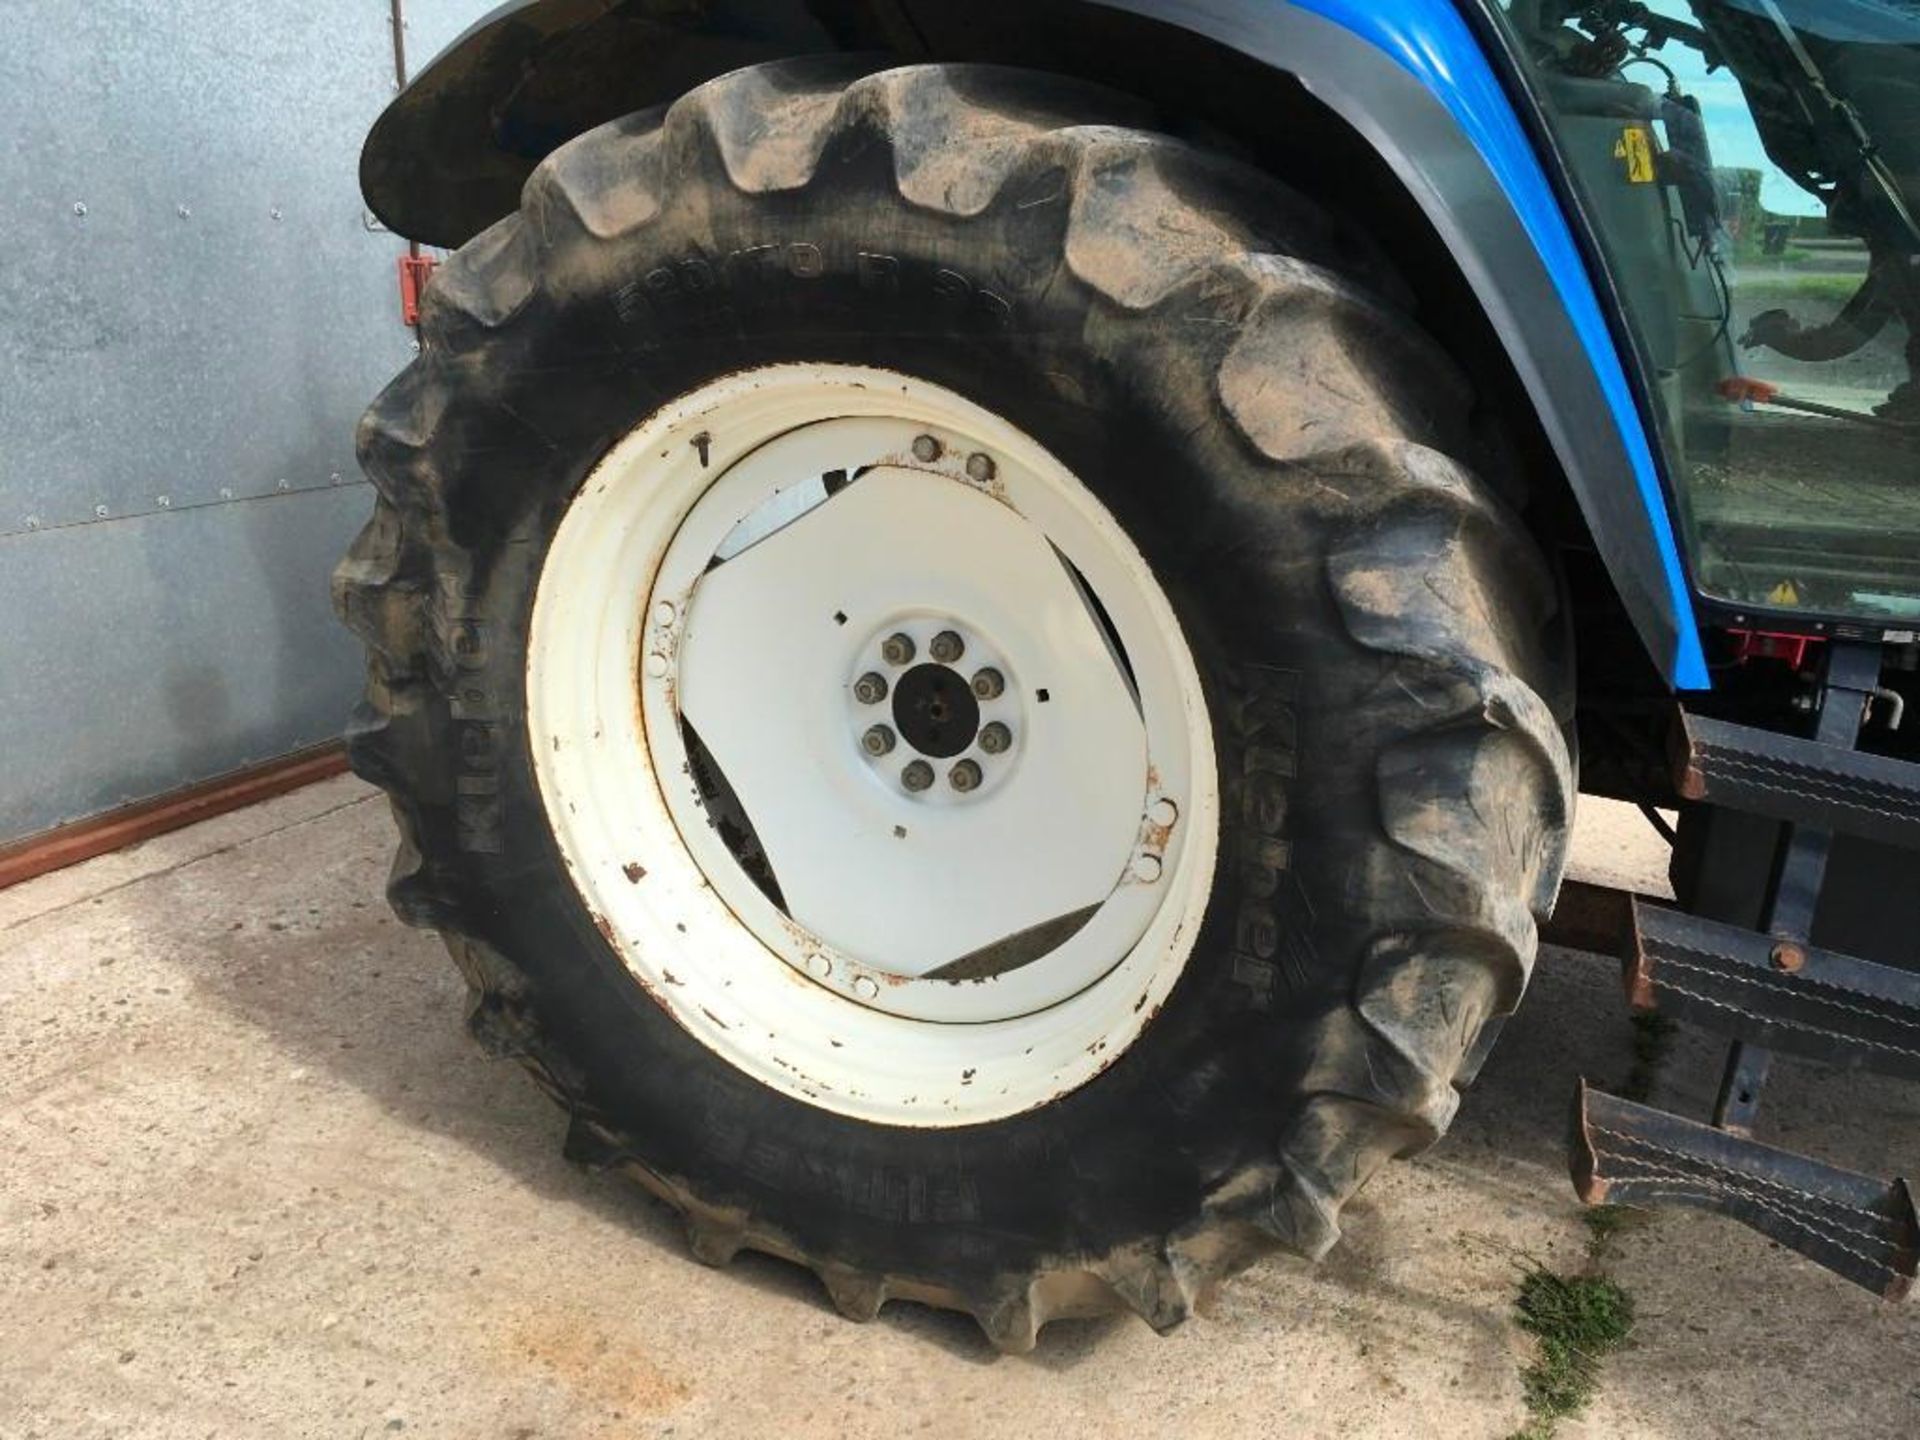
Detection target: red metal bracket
<box><xmin>397</xmin><ymin>252</ymin><xmax>438</xmax><ymax>327</ymax></box>
<box><xmin>1725</xmin><ymin>627</ymin><xmax>1823</xmax><ymax>671</ymax></box>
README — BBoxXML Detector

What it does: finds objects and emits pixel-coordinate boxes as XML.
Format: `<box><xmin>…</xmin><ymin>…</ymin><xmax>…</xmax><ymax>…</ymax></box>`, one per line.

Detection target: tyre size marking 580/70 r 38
<box><xmin>699</xmin><ymin>1092</ymin><xmax>984</xmax><ymax>1225</ymax></box>
<box><xmin>613</xmin><ymin>244</ymin><xmax>1016</xmax><ymax>330</ymax></box>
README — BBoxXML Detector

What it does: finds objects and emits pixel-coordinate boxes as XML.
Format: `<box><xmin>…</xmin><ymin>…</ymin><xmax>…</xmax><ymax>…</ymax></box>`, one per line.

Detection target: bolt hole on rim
<box><xmin>527</xmin><ymin>365</ymin><xmax>1217</xmax><ymax>1124</ymax></box>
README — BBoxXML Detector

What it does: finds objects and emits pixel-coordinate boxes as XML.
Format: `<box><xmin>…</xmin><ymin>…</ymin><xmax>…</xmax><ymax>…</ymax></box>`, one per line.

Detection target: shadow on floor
<box><xmin>171</xmin><ymin>795</ymin><xmax>1916</xmax><ymax>1404</ymax></box>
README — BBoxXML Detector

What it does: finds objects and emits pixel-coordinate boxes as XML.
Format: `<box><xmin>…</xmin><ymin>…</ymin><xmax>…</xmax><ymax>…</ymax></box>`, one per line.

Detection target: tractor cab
<box><xmin>1500</xmin><ymin>0</ymin><xmax>1920</xmax><ymax>627</ymax></box>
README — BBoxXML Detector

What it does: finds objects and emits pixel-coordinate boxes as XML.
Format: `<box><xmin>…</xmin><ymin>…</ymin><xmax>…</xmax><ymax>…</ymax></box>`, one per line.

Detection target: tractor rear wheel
<box><xmin>334</xmin><ymin>59</ymin><xmax>1574</xmax><ymax>1350</ymax></box>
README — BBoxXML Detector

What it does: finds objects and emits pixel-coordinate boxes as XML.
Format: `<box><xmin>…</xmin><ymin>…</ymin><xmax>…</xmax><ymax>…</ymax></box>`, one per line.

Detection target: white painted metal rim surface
<box><xmin>528</xmin><ymin>365</ymin><xmax>1218</xmax><ymax>1125</ymax></box>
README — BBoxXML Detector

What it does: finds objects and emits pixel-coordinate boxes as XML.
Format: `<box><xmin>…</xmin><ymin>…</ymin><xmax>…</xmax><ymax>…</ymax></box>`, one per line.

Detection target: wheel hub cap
<box><xmin>890</xmin><ymin>661</ymin><xmax>979</xmax><ymax>759</ymax></box>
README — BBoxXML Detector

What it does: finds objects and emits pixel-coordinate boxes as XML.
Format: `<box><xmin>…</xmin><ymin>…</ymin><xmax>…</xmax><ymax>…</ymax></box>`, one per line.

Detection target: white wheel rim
<box><xmin>528</xmin><ymin>365</ymin><xmax>1217</xmax><ymax>1125</ymax></box>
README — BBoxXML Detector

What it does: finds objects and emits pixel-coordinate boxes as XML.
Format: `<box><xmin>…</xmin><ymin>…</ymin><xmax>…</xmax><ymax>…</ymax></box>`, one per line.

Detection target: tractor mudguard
<box><xmin>362</xmin><ymin>0</ymin><xmax>1709</xmax><ymax>691</ymax></box>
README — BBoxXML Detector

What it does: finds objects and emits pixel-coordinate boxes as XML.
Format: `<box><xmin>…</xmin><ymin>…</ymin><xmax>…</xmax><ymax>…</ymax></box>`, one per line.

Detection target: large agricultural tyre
<box><xmin>335</xmin><ymin>58</ymin><xmax>1575</xmax><ymax>1350</ymax></box>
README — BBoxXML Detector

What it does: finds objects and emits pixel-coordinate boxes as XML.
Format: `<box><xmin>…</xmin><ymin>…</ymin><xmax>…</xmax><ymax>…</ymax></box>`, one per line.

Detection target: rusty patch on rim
<box><xmin>589</xmin><ymin>910</ymin><xmax>617</xmax><ymax>947</ymax></box>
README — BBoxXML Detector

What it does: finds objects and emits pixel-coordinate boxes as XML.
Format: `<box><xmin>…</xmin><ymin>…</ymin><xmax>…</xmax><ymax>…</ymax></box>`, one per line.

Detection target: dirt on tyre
<box><xmin>335</xmin><ymin>58</ymin><xmax>1575</xmax><ymax>1350</ymax></box>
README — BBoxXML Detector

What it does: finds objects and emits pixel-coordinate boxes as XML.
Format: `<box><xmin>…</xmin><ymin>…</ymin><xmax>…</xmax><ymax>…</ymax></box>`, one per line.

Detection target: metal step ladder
<box><xmin>1573</xmin><ymin>640</ymin><xmax>1920</xmax><ymax>1298</ymax></box>
<box><xmin>1574</xmin><ymin>1083</ymin><xmax>1917</xmax><ymax>1297</ymax></box>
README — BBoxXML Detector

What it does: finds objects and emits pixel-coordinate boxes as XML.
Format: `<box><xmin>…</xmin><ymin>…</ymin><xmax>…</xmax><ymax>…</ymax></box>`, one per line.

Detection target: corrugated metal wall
<box><xmin>0</xmin><ymin>1</ymin><xmax>491</xmax><ymax>844</ymax></box>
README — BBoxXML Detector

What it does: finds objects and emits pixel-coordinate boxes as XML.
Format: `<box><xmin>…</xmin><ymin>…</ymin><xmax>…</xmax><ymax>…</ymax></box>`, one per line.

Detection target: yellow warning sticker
<box><xmin>1614</xmin><ymin>126</ymin><xmax>1656</xmax><ymax>183</ymax></box>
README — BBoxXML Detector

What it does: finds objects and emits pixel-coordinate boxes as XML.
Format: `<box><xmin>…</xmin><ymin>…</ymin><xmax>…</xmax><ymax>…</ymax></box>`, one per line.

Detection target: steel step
<box><xmin>1673</xmin><ymin>711</ymin><xmax>1920</xmax><ymax>850</ymax></box>
<box><xmin>1627</xmin><ymin>900</ymin><xmax>1920</xmax><ymax>1081</ymax></box>
<box><xmin>1572</xmin><ymin>1081</ymin><xmax>1919</xmax><ymax>1299</ymax></box>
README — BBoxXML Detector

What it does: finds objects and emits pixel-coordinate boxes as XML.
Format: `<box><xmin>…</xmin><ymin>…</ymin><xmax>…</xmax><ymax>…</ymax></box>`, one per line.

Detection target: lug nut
<box><xmin>881</xmin><ymin>632</ymin><xmax>916</xmax><ymax>666</ymax></box>
<box><xmin>970</xmin><ymin>667</ymin><xmax>1004</xmax><ymax>700</ymax></box>
<box><xmin>862</xmin><ymin>724</ymin><xmax>897</xmax><ymax>756</ymax></box>
<box><xmin>912</xmin><ymin>434</ymin><xmax>942</xmax><ymax>463</ymax></box>
<box><xmin>902</xmin><ymin>760</ymin><xmax>934</xmax><ymax>793</ymax></box>
<box><xmin>979</xmin><ymin>722</ymin><xmax>1012</xmax><ymax>754</ymax></box>
<box><xmin>949</xmin><ymin>759</ymin><xmax>983</xmax><ymax>792</ymax></box>
<box><xmin>853</xmin><ymin>672</ymin><xmax>889</xmax><ymax>704</ymax></box>
<box><xmin>965</xmin><ymin>452</ymin><xmax>997</xmax><ymax>483</ymax></box>
<box><xmin>930</xmin><ymin>630</ymin><xmax>965</xmax><ymax>664</ymax></box>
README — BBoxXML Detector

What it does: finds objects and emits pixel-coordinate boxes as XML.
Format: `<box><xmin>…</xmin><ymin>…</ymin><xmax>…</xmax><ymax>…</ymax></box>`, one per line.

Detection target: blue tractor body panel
<box><xmin>1296</xmin><ymin>0</ymin><xmax>1709</xmax><ymax>687</ymax></box>
<box><xmin>359</xmin><ymin>0</ymin><xmax>1713</xmax><ymax>689</ymax></box>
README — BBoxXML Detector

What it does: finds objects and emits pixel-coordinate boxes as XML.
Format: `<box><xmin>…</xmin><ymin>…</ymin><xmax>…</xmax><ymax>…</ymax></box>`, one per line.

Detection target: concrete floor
<box><xmin>3</xmin><ymin>781</ymin><xmax>1916</xmax><ymax>1439</ymax></box>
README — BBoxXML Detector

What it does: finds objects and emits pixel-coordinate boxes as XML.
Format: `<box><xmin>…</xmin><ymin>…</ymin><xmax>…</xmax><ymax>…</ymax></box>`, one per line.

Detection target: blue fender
<box><xmin>1294</xmin><ymin>0</ymin><xmax>1708</xmax><ymax>688</ymax></box>
<box><xmin>361</xmin><ymin>0</ymin><xmax>1710</xmax><ymax>689</ymax></box>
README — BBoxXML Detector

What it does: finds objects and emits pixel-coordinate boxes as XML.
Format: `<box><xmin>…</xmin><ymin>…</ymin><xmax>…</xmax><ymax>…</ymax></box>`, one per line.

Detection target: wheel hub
<box><xmin>850</xmin><ymin>618</ymin><xmax>1023</xmax><ymax>793</ymax></box>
